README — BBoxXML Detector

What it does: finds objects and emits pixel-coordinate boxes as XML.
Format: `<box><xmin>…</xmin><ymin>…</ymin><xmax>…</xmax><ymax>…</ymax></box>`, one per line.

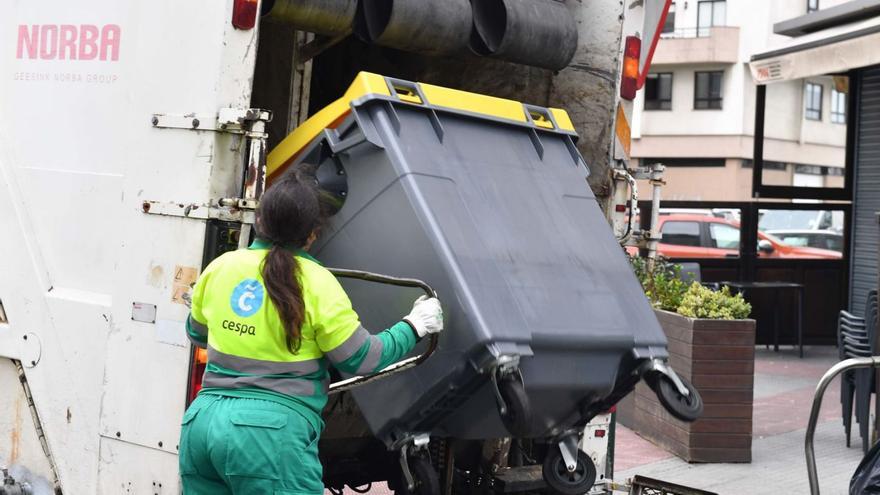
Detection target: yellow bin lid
<box><xmin>266</xmin><ymin>72</ymin><xmax>576</xmax><ymax>181</ymax></box>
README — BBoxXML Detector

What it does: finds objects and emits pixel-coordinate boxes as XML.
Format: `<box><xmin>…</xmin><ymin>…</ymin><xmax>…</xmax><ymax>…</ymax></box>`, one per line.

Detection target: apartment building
<box><xmin>632</xmin><ymin>0</ymin><xmax>850</xmax><ymax>200</ymax></box>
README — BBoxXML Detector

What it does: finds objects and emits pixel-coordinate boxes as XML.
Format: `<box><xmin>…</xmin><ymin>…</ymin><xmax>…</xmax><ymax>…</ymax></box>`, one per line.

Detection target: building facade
<box><xmin>632</xmin><ymin>0</ymin><xmax>850</xmax><ymax>200</ymax></box>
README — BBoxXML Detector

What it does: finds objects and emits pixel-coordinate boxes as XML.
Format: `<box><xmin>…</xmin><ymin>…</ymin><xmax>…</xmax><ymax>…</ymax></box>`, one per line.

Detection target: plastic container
<box><xmin>267</xmin><ymin>72</ymin><xmax>689</xmax><ymax>447</ymax></box>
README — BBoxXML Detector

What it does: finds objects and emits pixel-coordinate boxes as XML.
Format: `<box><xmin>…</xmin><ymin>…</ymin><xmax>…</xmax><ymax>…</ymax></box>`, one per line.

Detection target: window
<box><xmin>645</xmin><ymin>73</ymin><xmax>673</xmax><ymax>110</ymax></box>
<box><xmin>709</xmin><ymin>223</ymin><xmax>740</xmax><ymax>250</ymax></box>
<box><xmin>831</xmin><ymin>88</ymin><xmax>846</xmax><ymax>123</ymax></box>
<box><xmin>694</xmin><ymin>71</ymin><xmax>723</xmax><ymax>109</ymax></box>
<box><xmin>742</xmin><ymin>159</ymin><xmax>787</xmax><ymax>171</ymax></box>
<box><xmin>759</xmin><ymin>209</ymin><xmax>844</xmax><ymax>233</ymax></box>
<box><xmin>661</xmin><ymin>221</ymin><xmax>701</xmax><ymax>247</ymax></box>
<box><xmin>754</xmin><ymin>76</ymin><xmax>849</xmax><ymax>196</ymax></box>
<box><xmin>757</xmin><ymin>208</ymin><xmax>845</xmax><ymax>257</ymax></box>
<box><xmin>804</xmin><ymin>82</ymin><xmax>823</xmax><ymax>120</ymax></box>
<box><xmin>807</xmin><ymin>0</ymin><xmax>819</xmax><ymax>12</ymax></box>
<box><xmin>773</xmin><ymin>233</ymin><xmax>842</xmax><ymax>252</ymax></box>
<box><xmin>642</xmin><ymin>157</ymin><xmax>725</xmax><ymax>167</ymax></box>
<box><xmin>697</xmin><ymin>0</ymin><xmax>726</xmax><ymax>36</ymax></box>
<box><xmin>663</xmin><ymin>2</ymin><xmax>676</xmax><ymax>34</ymax></box>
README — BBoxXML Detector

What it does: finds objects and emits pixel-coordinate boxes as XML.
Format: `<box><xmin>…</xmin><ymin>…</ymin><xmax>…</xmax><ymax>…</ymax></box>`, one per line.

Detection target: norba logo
<box><xmin>16</xmin><ymin>24</ymin><xmax>121</xmax><ymax>61</ymax></box>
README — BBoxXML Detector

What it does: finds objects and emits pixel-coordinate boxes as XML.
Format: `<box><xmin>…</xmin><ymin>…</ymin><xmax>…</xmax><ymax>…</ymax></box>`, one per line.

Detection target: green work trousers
<box><xmin>179</xmin><ymin>394</ymin><xmax>323</xmax><ymax>494</ymax></box>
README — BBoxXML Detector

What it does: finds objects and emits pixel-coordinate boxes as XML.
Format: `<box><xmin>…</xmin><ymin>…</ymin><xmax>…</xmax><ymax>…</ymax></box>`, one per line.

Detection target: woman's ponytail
<box><xmin>261</xmin><ymin>245</ymin><xmax>305</xmax><ymax>353</ymax></box>
<box><xmin>255</xmin><ymin>171</ymin><xmax>324</xmax><ymax>354</ymax></box>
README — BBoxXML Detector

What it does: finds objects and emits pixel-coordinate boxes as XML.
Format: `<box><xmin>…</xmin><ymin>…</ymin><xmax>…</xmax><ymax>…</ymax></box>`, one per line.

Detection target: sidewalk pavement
<box><xmin>615</xmin><ymin>346</ymin><xmax>865</xmax><ymax>495</ymax></box>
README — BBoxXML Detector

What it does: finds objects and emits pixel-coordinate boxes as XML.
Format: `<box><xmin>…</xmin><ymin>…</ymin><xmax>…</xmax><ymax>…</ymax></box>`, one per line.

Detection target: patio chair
<box><xmin>839</xmin><ymin>289</ymin><xmax>878</xmax><ymax>452</ymax></box>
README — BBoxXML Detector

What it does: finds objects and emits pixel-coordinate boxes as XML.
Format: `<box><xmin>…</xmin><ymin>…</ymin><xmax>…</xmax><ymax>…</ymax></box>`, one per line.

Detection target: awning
<box><xmin>749</xmin><ymin>16</ymin><xmax>880</xmax><ymax>84</ymax></box>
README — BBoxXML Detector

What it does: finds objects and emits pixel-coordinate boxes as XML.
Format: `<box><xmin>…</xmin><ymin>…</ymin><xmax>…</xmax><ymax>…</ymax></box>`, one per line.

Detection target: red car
<box><xmin>627</xmin><ymin>214</ymin><xmax>842</xmax><ymax>259</ymax></box>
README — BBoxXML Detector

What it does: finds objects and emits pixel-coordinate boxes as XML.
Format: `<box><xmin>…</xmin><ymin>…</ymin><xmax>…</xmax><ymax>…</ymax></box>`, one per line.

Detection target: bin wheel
<box><xmin>398</xmin><ymin>456</ymin><xmax>441</xmax><ymax>495</ymax></box>
<box><xmin>499</xmin><ymin>374</ymin><xmax>532</xmax><ymax>437</ymax></box>
<box><xmin>542</xmin><ymin>449</ymin><xmax>596</xmax><ymax>495</ymax></box>
<box><xmin>651</xmin><ymin>373</ymin><xmax>703</xmax><ymax>422</ymax></box>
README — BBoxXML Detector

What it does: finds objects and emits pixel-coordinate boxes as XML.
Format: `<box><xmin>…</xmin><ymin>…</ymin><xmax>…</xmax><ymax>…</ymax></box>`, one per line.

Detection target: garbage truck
<box><xmin>0</xmin><ymin>0</ymin><xmax>682</xmax><ymax>494</ymax></box>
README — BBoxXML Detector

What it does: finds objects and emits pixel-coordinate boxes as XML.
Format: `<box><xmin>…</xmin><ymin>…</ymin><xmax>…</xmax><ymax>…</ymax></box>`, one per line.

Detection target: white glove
<box><xmin>404</xmin><ymin>295</ymin><xmax>444</xmax><ymax>338</ymax></box>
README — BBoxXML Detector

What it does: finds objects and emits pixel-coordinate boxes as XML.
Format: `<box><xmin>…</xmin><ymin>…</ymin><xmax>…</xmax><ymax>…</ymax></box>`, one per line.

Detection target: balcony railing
<box><xmin>660</xmin><ymin>26</ymin><xmax>728</xmax><ymax>39</ymax></box>
<box><xmin>652</xmin><ymin>26</ymin><xmax>740</xmax><ymax>65</ymax></box>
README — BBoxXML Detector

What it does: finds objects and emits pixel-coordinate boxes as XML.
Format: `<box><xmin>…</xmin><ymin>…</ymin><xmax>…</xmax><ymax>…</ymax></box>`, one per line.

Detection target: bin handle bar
<box><xmin>806</xmin><ymin>356</ymin><xmax>880</xmax><ymax>495</ymax></box>
<box><xmin>522</xmin><ymin>104</ymin><xmax>558</xmax><ymax>130</ymax></box>
<box><xmin>385</xmin><ymin>77</ymin><xmax>429</xmax><ymax>106</ymax></box>
<box><xmin>325</xmin><ymin>268</ymin><xmax>439</xmax><ymax>394</ymax></box>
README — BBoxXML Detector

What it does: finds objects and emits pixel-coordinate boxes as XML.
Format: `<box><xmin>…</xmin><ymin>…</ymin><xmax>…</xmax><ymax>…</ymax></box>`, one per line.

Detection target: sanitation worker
<box><xmin>179</xmin><ymin>172</ymin><xmax>444</xmax><ymax>494</ymax></box>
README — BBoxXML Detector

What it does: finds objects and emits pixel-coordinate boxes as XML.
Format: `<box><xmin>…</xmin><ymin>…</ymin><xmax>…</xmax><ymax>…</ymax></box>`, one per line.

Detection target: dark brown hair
<box><xmin>256</xmin><ymin>172</ymin><xmax>323</xmax><ymax>353</ymax></box>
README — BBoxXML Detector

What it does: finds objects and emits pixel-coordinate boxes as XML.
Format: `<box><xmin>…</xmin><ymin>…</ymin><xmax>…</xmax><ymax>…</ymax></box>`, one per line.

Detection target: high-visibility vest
<box><xmin>186</xmin><ymin>239</ymin><xmax>391</xmax><ymax>400</ymax></box>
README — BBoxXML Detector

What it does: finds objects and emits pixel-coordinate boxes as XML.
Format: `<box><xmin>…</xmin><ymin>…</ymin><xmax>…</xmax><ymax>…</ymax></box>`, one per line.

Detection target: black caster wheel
<box><xmin>499</xmin><ymin>373</ymin><xmax>532</xmax><ymax>437</ymax></box>
<box><xmin>397</xmin><ymin>456</ymin><xmax>441</xmax><ymax>495</ymax></box>
<box><xmin>542</xmin><ymin>449</ymin><xmax>597</xmax><ymax>495</ymax></box>
<box><xmin>650</xmin><ymin>373</ymin><xmax>703</xmax><ymax>422</ymax></box>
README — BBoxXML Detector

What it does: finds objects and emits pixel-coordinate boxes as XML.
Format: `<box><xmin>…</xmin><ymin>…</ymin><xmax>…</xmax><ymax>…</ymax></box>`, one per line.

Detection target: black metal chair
<box><xmin>839</xmin><ymin>289</ymin><xmax>878</xmax><ymax>452</ymax></box>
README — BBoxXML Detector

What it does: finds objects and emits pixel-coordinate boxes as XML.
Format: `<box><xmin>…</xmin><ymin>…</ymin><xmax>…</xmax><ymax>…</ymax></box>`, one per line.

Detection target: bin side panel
<box><xmin>311</xmin><ymin>101</ymin><xmax>666</xmax><ymax>440</ymax></box>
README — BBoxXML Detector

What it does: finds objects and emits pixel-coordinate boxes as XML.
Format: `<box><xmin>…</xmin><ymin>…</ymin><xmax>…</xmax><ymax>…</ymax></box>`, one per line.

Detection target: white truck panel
<box><xmin>1</xmin><ymin>0</ymin><xmax>260</xmax><ymax>492</ymax></box>
<box><xmin>0</xmin><ymin>135</ymin><xmax>103</xmax><ymax>492</ymax></box>
<box><xmin>0</xmin><ymin>359</ymin><xmax>56</xmax><ymax>494</ymax></box>
<box><xmin>97</xmin><ymin>436</ymin><xmax>181</xmax><ymax>494</ymax></box>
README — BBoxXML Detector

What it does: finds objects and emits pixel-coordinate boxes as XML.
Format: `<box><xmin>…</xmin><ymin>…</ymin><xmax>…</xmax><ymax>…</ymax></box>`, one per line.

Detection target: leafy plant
<box><xmin>677</xmin><ymin>282</ymin><xmax>752</xmax><ymax>320</ymax></box>
<box><xmin>629</xmin><ymin>256</ymin><xmax>692</xmax><ymax>312</ymax></box>
<box><xmin>628</xmin><ymin>255</ymin><xmax>751</xmax><ymax>320</ymax></box>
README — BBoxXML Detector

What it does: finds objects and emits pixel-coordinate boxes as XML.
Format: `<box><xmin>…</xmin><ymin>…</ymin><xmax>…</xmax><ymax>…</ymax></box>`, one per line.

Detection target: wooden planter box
<box><xmin>618</xmin><ymin>309</ymin><xmax>756</xmax><ymax>463</ymax></box>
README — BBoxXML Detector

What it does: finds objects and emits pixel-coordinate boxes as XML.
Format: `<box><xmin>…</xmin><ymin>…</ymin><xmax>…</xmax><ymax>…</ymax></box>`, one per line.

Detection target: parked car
<box><xmin>627</xmin><ymin>214</ymin><xmax>842</xmax><ymax>259</ymax></box>
<box><xmin>759</xmin><ymin>209</ymin><xmax>844</xmax><ymax>233</ymax></box>
<box><xmin>658</xmin><ymin>208</ymin><xmax>740</xmax><ymax>222</ymax></box>
<box><xmin>765</xmin><ymin>229</ymin><xmax>844</xmax><ymax>253</ymax></box>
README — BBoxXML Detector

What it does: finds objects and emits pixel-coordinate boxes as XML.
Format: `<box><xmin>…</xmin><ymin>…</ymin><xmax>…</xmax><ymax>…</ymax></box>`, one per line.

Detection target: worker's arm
<box><xmin>185</xmin><ymin>264</ymin><xmax>214</xmax><ymax>349</ymax></box>
<box><xmin>326</xmin><ymin>321</ymin><xmax>419</xmax><ymax>376</ymax></box>
<box><xmin>314</xmin><ymin>271</ymin><xmax>439</xmax><ymax>375</ymax></box>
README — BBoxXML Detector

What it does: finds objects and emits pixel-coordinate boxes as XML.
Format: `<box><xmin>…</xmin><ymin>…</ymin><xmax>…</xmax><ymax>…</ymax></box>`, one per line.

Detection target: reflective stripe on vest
<box><xmin>188</xmin><ymin>314</ymin><xmax>208</xmax><ymax>337</ymax></box>
<box><xmin>324</xmin><ymin>326</ymin><xmax>385</xmax><ymax>375</ymax></box>
<box><xmin>356</xmin><ymin>334</ymin><xmax>385</xmax><ymax>375</ymax></box>
<box><xmin>202</xmin><ymin>370</ymin><xmax>323</xmax><ymax>396</ymax></box>
<box><xmin>207</xmin><ymin>345</ymin><xmax>321</xmax><ymax>375</ymax></box>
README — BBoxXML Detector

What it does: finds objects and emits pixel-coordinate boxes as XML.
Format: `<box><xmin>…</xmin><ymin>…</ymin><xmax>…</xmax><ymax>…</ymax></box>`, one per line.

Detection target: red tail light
<box><xmin>186</xmin><ymin>347</ymin><xmax>208</xmax><ymax>405</ymax></box>
<box><xmin>232</xmin><ymin>0</ymin><xmax>259</xmax><ymax>30</ymax></box>
<box><xmin>620</xmin><ymin>36</ymin><xmax>641</xmax><ymax>101</ymax></box>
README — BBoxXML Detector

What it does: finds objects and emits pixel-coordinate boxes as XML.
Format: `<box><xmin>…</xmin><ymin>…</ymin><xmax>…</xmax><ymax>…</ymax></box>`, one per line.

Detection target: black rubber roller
<box><xmin>650</xmin><ymin>373</ymin><xmax>704</xmax><ymax>422</ymax></box>
<box><xmin>498</xmin><ymin>374</ymin><xmax>533</xmax><ymax>437</ymax></box>
<box><xmin>542</xmin><ymin>449</ymin><xmax>597</xmax><ymax>495</ymax></box>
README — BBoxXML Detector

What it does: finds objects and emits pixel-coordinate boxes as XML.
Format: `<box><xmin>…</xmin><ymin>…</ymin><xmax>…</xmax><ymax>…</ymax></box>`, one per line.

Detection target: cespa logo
<box><xmin>17</xmin><ymin>24</ymin><xmax>121</xmax><ymax>61</ymax></box>
<box><xmin>230</xmin><ymin>279</ymin><xmax>264</xmax><ymax>318</ymax></box>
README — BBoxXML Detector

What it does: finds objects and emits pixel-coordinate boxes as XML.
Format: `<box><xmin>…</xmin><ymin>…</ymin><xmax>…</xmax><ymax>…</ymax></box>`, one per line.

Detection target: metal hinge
<box><xmin>150</xmin><ymin>108</ymin><xmax>272</xmax><ymax>136</ymax></box>
<box><xmin>141</xmin><ymin>198</ymin><xmax>257</xmax><ymax>224</ymax></box>
<box><xmin>147</xmin><ymin>107</ymin><xmax>270</xmax><ymax>250</ymax></box>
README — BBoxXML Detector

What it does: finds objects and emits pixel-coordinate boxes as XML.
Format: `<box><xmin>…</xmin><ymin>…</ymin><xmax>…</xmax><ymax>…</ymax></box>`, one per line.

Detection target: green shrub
<box><xmin>628</xmin><ymin>255</ymin><xmax>751</xmax><ymax>320</ymax></box>
<box><xmin>629</xmin><ymin>256</ymin><xmax>692</xmax><ymax>312</ymax></box>
<box><xmin>677</xmin><ymin>282</ymin><xmax>752</xmax><ymax>320</ymax></box>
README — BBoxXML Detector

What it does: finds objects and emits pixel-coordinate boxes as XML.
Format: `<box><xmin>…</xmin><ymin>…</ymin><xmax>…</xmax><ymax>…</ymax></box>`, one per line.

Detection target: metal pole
<box><xmin>752</xmin><ymin>84</ymin><xmax>766</xmax><ymax>198</ymax></box>
<box><xmin>238</xmin><ymin>112</ymin><xmax>270</xmax><ymax>249</ymax></box>
<box><xmin>646</xmin><ymin>163</ymin><xmax>665</xmax><ymax>272</ymax></box>
<box><xmin>806</xmin><ymin>356</ymin><xmax>880</xmax><ymax>494</ymax></box>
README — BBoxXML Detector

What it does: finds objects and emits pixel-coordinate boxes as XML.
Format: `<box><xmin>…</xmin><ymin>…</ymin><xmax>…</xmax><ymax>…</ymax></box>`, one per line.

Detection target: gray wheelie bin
<box><xmin>266</xmin><ymin>72</ymin><xmax>702</xmax><ymax>494</ymax></box>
